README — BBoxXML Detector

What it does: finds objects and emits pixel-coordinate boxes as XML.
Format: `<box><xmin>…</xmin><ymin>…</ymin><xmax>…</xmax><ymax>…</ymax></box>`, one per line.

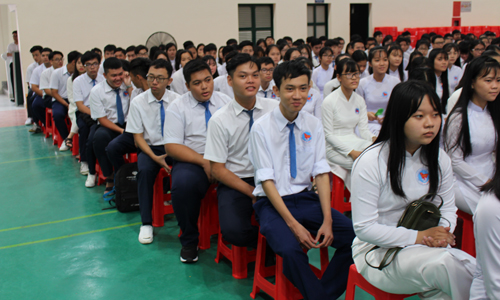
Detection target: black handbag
<box><xmin>365</xmin><ymin>193</ymin><xmax>448</xmax><ymax>270</ymax></box>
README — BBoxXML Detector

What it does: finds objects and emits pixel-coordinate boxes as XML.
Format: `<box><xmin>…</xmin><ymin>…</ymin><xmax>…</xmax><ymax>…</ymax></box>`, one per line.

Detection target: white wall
<box><xmin>0</xmin><ymin>5</ymin><xmax>18</xmax><ymax>87</ymax></box>
<box><xmin>1</xmin><ymin>0</ymin><xmax>499</xmax><ymax>84</ymax></box>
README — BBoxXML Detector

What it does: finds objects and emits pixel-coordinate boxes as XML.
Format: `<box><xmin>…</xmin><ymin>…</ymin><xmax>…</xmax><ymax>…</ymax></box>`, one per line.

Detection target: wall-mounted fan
<box><xmin>145</xmin><ymin>31</ymin><xmax>177</xmax><ymax>50</ymax></box>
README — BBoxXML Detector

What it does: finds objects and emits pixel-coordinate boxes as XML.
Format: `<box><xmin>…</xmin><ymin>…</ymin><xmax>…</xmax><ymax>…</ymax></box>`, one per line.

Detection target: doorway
<box><xmin>350</xmin><ymin>4</ymin><xmax>370</xmax><ymax>41</ymax></box>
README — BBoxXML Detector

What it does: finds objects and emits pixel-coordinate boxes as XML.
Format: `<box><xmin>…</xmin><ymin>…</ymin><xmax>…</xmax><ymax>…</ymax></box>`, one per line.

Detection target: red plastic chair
<box><xmin>345</xmin><ymin>264</ymin><xmax>416</xmax><ymax>300</ymax></box>
<box><xmin>330</xmin><ymin>173</ymin><xmax>351</xmax><ymax>214</ymax></box>
<box><xmin>250</xmin><ymin>232</ymin><xmax>329</xmax><ymax>300</ymax></box>
<box><xmin>152</xmin><ymin>168</ymin><xmax>174</xmax><ymax>227</ymax></box>
<box><xmin>214</xmin><ymin>227</ymin><xmax>257</xmax><ymax>279</ymax></box>
<box><xmin>457</xmin><ymin>210</ymin><xmax>476</xmax><ymax>257</ymax></box>
<box><xmin>72</xmin><ymin>133</ymin><xmax>79</xmax><ymax>156</ymax></box>
<box><xmin>52</xmin><ymin>116</ymin><xmax>71</xmax><ymax>148</ymax></box>
<box><xmin>95</xmin><ymin>161</ymin><xmax>106</xmax><ymax>186</ymax></box>
<box><xmin>44</xmin><ymin>108</ymin><xmax>53</xmax><ymax>138</ymax></box>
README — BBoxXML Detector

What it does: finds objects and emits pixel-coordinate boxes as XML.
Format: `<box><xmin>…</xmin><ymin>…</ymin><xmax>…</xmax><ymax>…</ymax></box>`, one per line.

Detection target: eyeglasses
<box><xmin>322</xmin><ymin>55</ymin><xmax>334</xmax><ymax>58</ymax></box>
<box><xmin>146</xmin><ymin>75</ymin><xmax>168</xmax><ymax>83</ymax></box>
<box><xmin>472</xmin><ymin>48</ymin><xmax>485</xmax><ymax>52</ymax></box>
<box><xmin>53</xmin><ymin>58</ymin><xmax>63</xmax><ymax>62</ymax></box>
<box><xmin>85</xmin><ymin>62</ymin><xmax>99</xmax><ymax>68</ymax></box>
<box><xmin>341</xmin><ymin>72</ymin><xmax>360</xmax><ymax>79</ymax></box>
<box><xmin>261</xmin><ymin>68</ymin><xmax>275</xmax><ymax>73</ymax></box>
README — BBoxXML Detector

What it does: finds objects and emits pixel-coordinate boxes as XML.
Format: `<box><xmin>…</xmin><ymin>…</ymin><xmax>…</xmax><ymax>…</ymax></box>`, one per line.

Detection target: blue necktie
<box><xmin>92</xmin><ymin>79</ymin><xmax>96</xmax><ymax>86</ymax></box>
<box><xmin>263</xmin><ymin>91</ymin><xmax>267</xmax><ymax>98</ymax></box>
<box><xmin>160</xmin><ymin>100</ymin><xmax>165</xmax><ymax>136</ymax></box>
<box><xmin>286</xmin><ymin>123</ymin><xmax>297</xmax><ymax>179</ymax></box>
<box><xmin>114</xmin><ymin>89</ymin><xmax>125</xmax><ymax>125</ymax></box>
<box><xmin>244</xmin><ymin>110</ymin><xmax>254</xmax><ymax>131</ymax></box>
<box><xmin>200</xmin><ymin>101</ymin><xmax>211</xmax><ymax>127</ymax></box>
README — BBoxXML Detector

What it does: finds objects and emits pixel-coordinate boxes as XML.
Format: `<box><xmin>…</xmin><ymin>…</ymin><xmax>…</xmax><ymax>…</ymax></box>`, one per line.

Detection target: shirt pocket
<box><xmin>295</xmin><ymin>144</ymin><xmax>316</xmax><ymax>181</ymax></box>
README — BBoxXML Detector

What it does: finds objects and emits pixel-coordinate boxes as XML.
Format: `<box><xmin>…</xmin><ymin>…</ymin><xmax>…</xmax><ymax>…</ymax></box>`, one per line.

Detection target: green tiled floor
<box><xmin>0</xmin><ymin>126</ymin><xmax>417</xmax><ymax>299</ymax></box>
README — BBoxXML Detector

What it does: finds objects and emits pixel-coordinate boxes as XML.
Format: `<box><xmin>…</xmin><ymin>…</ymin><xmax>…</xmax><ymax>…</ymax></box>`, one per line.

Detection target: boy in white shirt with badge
<box><xmin>248</xmin><ymin>60</ymin><xmax>355</xmax><ymax>300</ymax></box>
<box><xmin>204</xmin><ymin>54</ymin><xmax>277</xmax><ymax>249</ymax></box>
<box><xmin>165</xmin><ymin>60</ymin><xmax>231</xmax><ymax>263</ymax></box>
<box><xmin>256</xmin><ymin>57</ymin><xmax>277</xmax><ymax>100</ymax></box>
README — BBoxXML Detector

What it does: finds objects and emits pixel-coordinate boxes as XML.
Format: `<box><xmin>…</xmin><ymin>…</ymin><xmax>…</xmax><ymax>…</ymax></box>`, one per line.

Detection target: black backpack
<box><xmin>114</xmin><ymin>162</ymin><xmax>139</xmax><ymax>213</ymax></box>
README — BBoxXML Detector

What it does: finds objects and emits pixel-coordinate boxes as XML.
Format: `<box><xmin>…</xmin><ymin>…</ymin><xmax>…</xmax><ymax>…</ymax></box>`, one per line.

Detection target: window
<box><xmin>238</xmin><ymin>4</ymin><xmax>273</xmax><ymax>43</ymax></box>
<box><xmin>307</xmin><ymin>4</ymin><xmax>328</xmax><ymax>38</ymax></box>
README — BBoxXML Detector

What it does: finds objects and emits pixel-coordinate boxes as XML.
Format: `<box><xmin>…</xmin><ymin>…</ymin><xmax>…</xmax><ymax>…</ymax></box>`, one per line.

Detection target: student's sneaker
<box><xmin>180</xmin><ymin>245</ymin><xmax>199</xmax><ymax>263</ymax></box>
<box><xmin>59</xmin><ymin>143</ymin><xmax>70</xmax><ymax>151</ymax></box>
<box><xmin>138</xmin><ymin>225</ymin><xmax>154</xmax><ymax>244</ymax></box>
<box><xmin>85</xmin><ymin>174</ymin><xmax>96</xmax><ymax>188</ymax></box>
<box><xmin>25</xmin><ymin>118</ymin><xmax>32</xmax><ymax>125</ymax></box>
<box><xmin>80</xmin><ymin>162</ymin><xmax>89</xmax><ymax>175</ymax></box>
<box><xmin>29</xmin><ymin>124</ymin><xmax>41</xmax><ymax>133</ymax></box>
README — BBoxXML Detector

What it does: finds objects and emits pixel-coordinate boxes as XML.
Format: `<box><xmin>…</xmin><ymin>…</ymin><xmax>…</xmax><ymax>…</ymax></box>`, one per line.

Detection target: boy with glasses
<box><xmin>256</xmin><ymin>57</ymin><xmax>276</xmax><ymax>99</ymax></box>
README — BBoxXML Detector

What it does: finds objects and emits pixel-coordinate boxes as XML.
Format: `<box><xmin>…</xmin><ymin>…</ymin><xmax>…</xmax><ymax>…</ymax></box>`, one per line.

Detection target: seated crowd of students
<box><xmin>21</xmin><ymin>29</ymin><xmax>500</xmax><ymax>299</ymax></box>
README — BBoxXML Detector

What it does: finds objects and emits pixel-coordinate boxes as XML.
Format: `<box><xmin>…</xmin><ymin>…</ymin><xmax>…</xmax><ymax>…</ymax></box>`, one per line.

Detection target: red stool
<box><xmin>457</xmin><ymin>210</ymin><xmax>476</xmax><ymax>257</ymax></box>
<box><xmin>215</xmin><ymin>227</ymin><xmax>257</xmax><ymax>279</ymax></box>
<box><xmin>345</xmin><ymin>264</ymin><xmax>416</xmax><ymax>300</ymax></box>
<box><xmin>127</xmin><ymin>152</ymin><xmax>138</xmax><ymax>163</ymax></box>
<box><xmin>330</xmin><ymin>173</ymin><xmax>351</xmax><ymax>214</ymax></box>
<box><xmin>152</xmin><ymin>168</ymin><xmax>174</xmax><ymax>227</ymax></box>
<box><xmin>72</xmin><ymin>133</ymin><xmax>79</xmax><ymax>156</ymax></box>
<box><xmin>250</xmin><ymin>232</ymin><xmax>329</xmax><ymax>300</ymax></box>
<box><xmin>95</xmin><ymin>162</ymin><xmax>106</xmax><ymax>186</ymax></box>
<box><xmin>52</xmin><ymin>116</ymin><xmax>71</xmax><ymax>148</ymax></box>
<box><xmin>44</xmin><ymin>108</ymin><xmax>53</xmax><ymax>138</ymax></box>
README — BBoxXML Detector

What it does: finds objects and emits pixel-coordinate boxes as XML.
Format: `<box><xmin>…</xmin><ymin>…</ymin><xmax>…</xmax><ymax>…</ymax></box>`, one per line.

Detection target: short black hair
<box><xmin>224</xmin><ymin>51</ymin><xmax>240</xmax><ymax>67</ymax></box>
<box><xmin>134</xmin><ymin>45</ymin><xmax>148</xmax><ymax>55</ymax></box>
<box><xmin>49</xmin><ymin>51</ymin><xmax>63</xmax><ymax>60</ymax></box>
<box><xmin>373</xmin><ymin>31</ymin><xmax>383</xmax><ymax>37</ymax></box>
<box><xmin>91</xmin><ymin>47</ymin><xmax>102</xmax><ymax>55</ymax></box>
<box><xmin>431</xmin><ymin>35</ymin><xmax>444</xmax><ymax>43</ymax></box>
<box><xmin>104</xmin><ymin>44</ymin><xmax>117</xmax><ymax>53</ymax></box>
<box><xmin>283</xmin><ymin>36</ymin><xmax>293</xmax><ymax>42</ymax></box>
<box><xmin>150</xmin><ymin>59</ymin><xmax>173</xmax><ymax>78</ymax></box>
<box><xmin>311</xmin><ymin>38</ymin><xmax>322</xmax><ymax>47</ymax></box>
<box><xmin>452</xmin><ymin>29</ymin><xmax>461</xmax><ymax>34</ymax></box>
<box><xmin>115</xmin><ymin>47</ymin><xmax>126</xmax><ymax>56</ymax></box>
<box><xmin>396</xmin><ymin>36</ymin><xmax>411</xmax><ymax>45</ymax></box>
<box><xmin>222</xmin><ymin>45</ymin><xmax>236</xmax><ymax>57</ymax></box>
<box><xmin>81</xmin><ymin>51</ymin><xmax>101</xmax><ymax>65</ymax></box>
<box><xmin>204</xmin><ymin>43</ymin><xmax>217</xmax><ymax>53</ymax></box>
<box><xmin>365</xmin><ymin>37</ymin><xmax>376</xmax><ymax>44</ymax></box>
<box><xmin>183</xmin><ymin>40</ymin><xmax>194</xmax><ymax>49</ymax></box>
<box><xmin>273</xmin><ymin>60</ymin><xmax>311</xmax><ymax>89</ymax></box>
<box><xmin>126</xmin><ymin>46</ymin><xmax>136</xmax><ymax>53</ymax></box>
<box><xmin>183</xmin><ymin>59</ymin><xmax>212</xmax><ymax>84</ymax></box>
<box><xmin>257</xmin><ymin>56</ymin><xmax>275</xmax><ymax>67</ymax></box>
<box><xmin>319</xmin><ymin>47</ymin><xmax>333</xmax><ymax>57</ymax></box>
<box><xmin>325</xmin><ymin>39</ymin><xmax>340</xmax><ymax>47</ymax></box>
<box><xmin>318</xmin><ymin>36</ymin><xmax>328</xmax><ymax>42</ymax></box>
<box><xmin>226</xmin><ymin>38</ymin><xmax>238</xmax><ymax>46</ymax></box>
<box><xmin>129</xmin><ymin>57</ymin><xmax>151</xmax><ymax>79</ymax></box>
<box><xmin>41</xmin><ymin>47</ymin><xmax>52</xmax><ymax>54</ymax></box>
<box><xmin>67</xmin><ymin>51</ymin><xmax>82</xmax><ymax>64</ymax></box>
<box><xmin>185</xmin><ymin>44</ymin><xmax>196</xmax><ymax>52</ymax></box>
<box><xmin>402</xmin><ymin>31</ymin><xmax>411</xmax><ymax>37</ymax></box>
<box><xmin>283</xmin><ymin>47</ymin><xmax>300</xmax><ymax>61</ymax></box>
<box><xmin>306</xmin><ymin>36</ymin><xmax>314</xmax><ymax>44</ymax></box>
<box><xmin>12</xmin><ymin>30</ymin><xmax>17</xmax><ymax>34</ymax></box>
<box><xmin>351</xmin><ymin>50</ymin><xmax>368</xmax><ymax>62</ymax></box>
<box><xmin>103</xmin><ymin>57</ymin><xmax>123</xmax><ymax>74</ymax></box>
<box><xmin>444</xmin><ymin>33</ymin><xmax>453</xmax><ymax>39</ymax></box>
<box><xmin>293</xmin><ymin>39</ymin><xmax>305</xmax><ymax>46</ymax></box>
<box><xmin>238</xmin><ymin>40</ymin><xmax>254</xmax><ymax>50</ymax></box>
<box><xmin>226</xmin><ymin>53</ymin><xmax>259</xmax><ymax>77</ymax></box>
<box><xmin>30</xmin><ymin>46</ymin><xmax>43</xmax><ymax>53</ymax></box>
<box><xmin>120</xmin><ymin>59</ymin><xmax>130</xmax><ymax>72</ymax></box>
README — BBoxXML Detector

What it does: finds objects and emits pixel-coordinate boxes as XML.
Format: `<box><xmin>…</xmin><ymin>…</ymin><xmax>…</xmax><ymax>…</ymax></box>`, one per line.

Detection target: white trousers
<box><xmin>354</xmin><ymin>245</ymin><xmax>475</xmax><ymax>300</ymax></box>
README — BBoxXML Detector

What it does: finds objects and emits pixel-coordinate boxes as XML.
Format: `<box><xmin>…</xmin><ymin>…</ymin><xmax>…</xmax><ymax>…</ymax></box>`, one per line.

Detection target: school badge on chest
<box><xmin>382</xmin><ymin>91</ymin><xmax>388</xmax><ymax>97</ymax></box>
<box><xmin>123</xmin><ymin>91</ymin><xmax>129</xmax><ymax>97</ymax></box>
<box><xmin>355</xmin><ymin>108</ymin><xmax>360</xmax><ymax>114</ymax></box>
<box><xmin>416</xmin><ymin>168</ymin><xmax>429</xmax><ymax>185</ymax></box>
<box><xmin>301</xmin><ymin>131</ymin><xmax>312</xmax><ymax>143</ymax></box>
<box><xmin>271</xmin><ymin>93</ymin><xmax>276</xmax><ymax>99</ymax></box>
<box><xmin>307</xmin><ymin>94</ymin><xmax>312</xmax><ymax>102</ymax></box>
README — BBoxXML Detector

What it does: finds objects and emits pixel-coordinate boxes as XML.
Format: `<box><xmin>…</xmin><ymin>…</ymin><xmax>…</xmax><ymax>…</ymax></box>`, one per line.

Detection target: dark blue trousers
<box><xmin>106</xmin><ymin>132</ymin><xmax>136</xmax><ymax>174</ymax></box>
<box><xmin>137</xmin><ymin>145</ymin><xmax>173</xmax><ymax>225</ymax></box>
<box><xmin>217</xmin><ymin>177</ymin><xmax>258</xmax><ymax>248</ymax></box>
<box><xmin>76</xmin><ymin>112</ymin><xmax>97</xmax><ymax>174</ymax></box>
<box><xmin>253</xmin><ymin>191</ymin><xmax>355</xmax><ymax>300</ymax></box>
<box><xmin>171</xmin><ymin>161</ymin><xmax>210</xmax><ymax>247</ymax></box>
<box><xmin>93</xmin><ymin>126</ymin><xmax>121</xmax><ymax>177</ymax></box>
<box><xmin>32</xmin><ymin>95</ymin><xmax>46</xmax><ymax>125</ymax></box>
<box><xmin>52</xmin><ymin>100</ymin><xmax>69</xmax><ymax>140</ymax></box>
<box><xmin>26</xmin><ymin>89</ymin><xmax>34</xmax><ymax>119</ymax></box>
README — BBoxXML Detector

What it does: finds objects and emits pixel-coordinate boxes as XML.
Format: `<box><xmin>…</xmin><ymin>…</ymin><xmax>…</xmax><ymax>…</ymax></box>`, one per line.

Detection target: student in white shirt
<box><xmin>429</xmin><ymin>49</ymin><xmax>451</xmax><ymax>114</ymax></box>
<box><xmin>248</xmin><ymin>60</ymin><xmax>355</xmax><ymax>300</ymax></box>
<box><xmin>256</xmin><ymin>57</ymin><xmax>276</xmax><ymax>99</ymax></box>
<box><xmin>89</xmin><ymin>58</ymin><xmax>133</xmax><ymax>199</ymax></box>
<box><xmin>396</xmin><ymin>36</ymin><xmax>411</xmax><ymax>70</ymax></box>
<box><xmin>202</xmin><ymin>55</ymin><xmax>219</xmax><ymax>79</ymax></box>
<box><xmin>65</xmin><ymin>54</ymin><xmax>85</xmax><ymax>152</ymax></box>
<box><xmin>74</xmin><ymin>51</ymin><xmax>105</xmax><ymax>185</ymax></box>
<box><xmin>266</xmin><ymin>45</ymin><xmax>281</xmax><ymax>66</ymax></box>
<box><xmin>321</xmin><ymin>59</ymin><xmax>375</xmax><ymax>188</ymax></box>
<box><xmin>25</xmin><ymin>45</ymin><xmax>43</xmax><ymax>126</ymax></box>
<box><xmin>352</xmin><ymin>50</ymin><xmax>370</xmax><ymax>79</ymax></box>
<box><xmin>129</xmin><ymin>58</ymin><xmax>150</xmax><ymax>100</ymax></box>
<box><xmin>169</xmin><ymin>50</ymin><xmax>193</xmax><ymax>95</ymax></box>
<box><xmin>444</xmin><ymin>43</ymin><xmax>464</xmax><ymax>95</ymax></box>
<box><xmin>165</xmin><ymin>60</ymin><xmax>231</xmax><ymax>263</ymax></box>
<box><xmin>311</xmin><ymin>47</ymin><xmax>334</xmax><ymax>97</ymax></box>
<box><xmin>164</xmin><ymin>43</ymin><xmax>176</xmax><ymax>71</ymax></box>
<box><xmin>351</xmin><ymin>80</ymin><xmax>475</xmax><ymax>300</ymax></box>
<box><xmin>97</xmin><ymin>44</ymin><xmax>116</xmax><ymax>75</ymax></box>
<box><xmin>323</xmin><ymin>53</ymin><xmax>351</xmax><ymax>98</ymax></box>
<box><xmin>470</xmin><ymin>147</ymin><xmax>500</xmax><ymax>299</ymax></box>
<box><xmin>387</xmin><ymin>44</ymin><xmax>407</xmax><ymax>82</ymax></box>
<box><xmin>135</xmin><ymin>45</ymin><xmax>148</xmax><ymax>59</ymax></box>
<box><xmin>125</xmin><ymin>46</ymin><xmax>136</xmax><ymax>62</ymax></box>
<box><xmin>356</xmin><ymin>46</ymin><xmax>400</xmax><ymax>136</ymax></box>
<box><xmin>30</xmin><ymin>48</ymin><xmax>52</xmax><ymax>133</ymax></box>
<box><xmin>416</xmin><ymin>39</ymin><xmax>430</xmax><ymax>57</ymax></box>
<box><xmin>217</xmin><ymin>46</ymin><xmax>235</xmax><ymax>76</ymax></box>
<box><xmin>36</xmin><ymin>52</ymin><xmax>62</xmax><ymax>127</ymax></box>
<box><xmin>214</xmin><ymin>51</ymin><xmax>239</xmax><ymax>98</ymax></box>
<box><xmin>443</xmin><ymin>56</ymin><xmax>500</xmax><ymax>215</ymax></box>
<box><xmin>310</xmin><ymin>38</ymin><xmax>322</xmax><ymax>67</ymax></box>
<box><xmin>50</xmin><ymin>51</ymin><xmax>80</xmax><ymax>150</ymax></box>
<box><xmin>204</xmin><ymin>54</ymin><xmax>278</xmax><ymax>249</ymax></box>
<box><xmin>126</xmin><ymin>59</ymin><xmax>179</xmax><ymax>244</ymax></box>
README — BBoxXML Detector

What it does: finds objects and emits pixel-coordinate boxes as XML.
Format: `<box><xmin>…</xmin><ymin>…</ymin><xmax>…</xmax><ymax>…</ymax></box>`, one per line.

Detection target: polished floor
<box><xmin>0</xmin><ymin>98</ymin><xmax>417</xmax><ymax>299</ymax></box>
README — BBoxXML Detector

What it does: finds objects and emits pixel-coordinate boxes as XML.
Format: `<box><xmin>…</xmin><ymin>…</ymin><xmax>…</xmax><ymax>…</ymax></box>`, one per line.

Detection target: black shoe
<box><xmin>180</xmin><ymin>245</ymin><xmax>199</xmax><ymax>263</ymax></box>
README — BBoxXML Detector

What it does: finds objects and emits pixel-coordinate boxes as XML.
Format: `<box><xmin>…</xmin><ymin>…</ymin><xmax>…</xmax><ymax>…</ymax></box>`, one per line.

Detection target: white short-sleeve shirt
<box><xmin>29</xmin><ymin>64</ymin><xmax>47</xmax><ymax>86</ymax></box>
<box><xmin>130</xmin><ymin>87</ymin><xmax>144</xmax><ymax>100</ymax></box>
<box><xmin>170</xmin><ymin>69</ymin><xmax>188</xmax><ymax>95</ymax></box>
<box><xmin>26</xmin><ymin>62</ymin><xmax>39</xmax><ymax>86</ymax></box>
<box><xmin>164</xmin><ymin>91</ymin><xmax>231</xmax><ymax>154</ymax></box>
<box><xmin>311</xmin><ymin>65</ymin><xmax>334</xmax><ymax>96</ymax></box>
<box><xmin>40</xmin><ymin>67</ymin><xmax>55</xmax><ymax>98</ymax></box>
<box><xmin>248</xmin><ymin>106</ymin><xmax>330</xmax><ymax>197</ymax></box>
<box><xmin>73</xmin><ymin>73</ymin><xmax>105</xmax><ymax>107</ymax></box>
<box><xmin>204</xmin><ymin>97</ymin><xmax>278</xmax><ymax>178</ymax></box>
<box><xmin>49</xmin><ymin>65</ymin><xmax>71</xmax><ymax>99</ymax></box>
<box><xmin>257</xmin><ymin>80</ymin><xmax>277</xmax><ymax>99</ymax></box>
<box><xmin>213</xmin><ymin>75</ymin><xmax>234</xmax><ymax>98</ymax></box>
<box><xmin>89</xmin><ymin>80</ymin><xmax>131</xmax><ymax>123</ymax></box>
<box><xmin>126</xmin><ymin>88</ymin><xmax>180</xmax><ymax>146</ymax></box>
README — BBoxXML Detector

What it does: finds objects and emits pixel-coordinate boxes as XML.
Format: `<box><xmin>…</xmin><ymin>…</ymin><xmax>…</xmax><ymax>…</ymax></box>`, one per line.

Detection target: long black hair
<box><xmin>386</xmin><ymin>44</ymin><xmax>405</xmax><ymax>81</ymax></box>
<box><xmin>71</xmin><ymin>53</ymin><xmax>83</xmax><ymax>81</ymax></box>
<box><xmin>374</xmin><ymin>80</ymin><xmax>442</xmax><ymax>198</ymax></box>
<box><xmin>444</xmin><ymin>56</ymin><xmax>500</xmax><ymax>159</ymax></box>
<box><xmin>174</xmin><ymin>50</ymin><xmax>192</xmax><ymax>71</ymax></box>
<box><xmin>428</xmin><ymin>48</ymin><xmax>450</xmax><ymax>111</ymax></box>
